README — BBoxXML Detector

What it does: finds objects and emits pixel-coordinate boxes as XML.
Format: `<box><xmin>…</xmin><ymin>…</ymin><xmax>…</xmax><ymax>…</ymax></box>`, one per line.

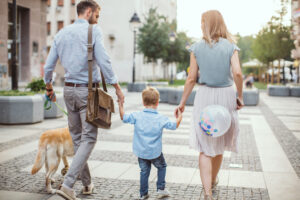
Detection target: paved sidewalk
<box><xmin>0</xmin><ymin>89</ymin><xmax>299</xmax><ymax>200</ymax></box>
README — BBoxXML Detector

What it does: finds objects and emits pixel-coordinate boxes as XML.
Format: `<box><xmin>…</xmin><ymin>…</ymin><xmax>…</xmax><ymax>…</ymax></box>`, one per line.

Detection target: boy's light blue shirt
<box><xmin>44</xmin><ymin>19</ymin><xmax>118</xmax><ymax>84</ymax></box>
<box><xmin>123</xmin><ymin>108</ymin><xmax>177</xmax><ymax>159</ymax></box>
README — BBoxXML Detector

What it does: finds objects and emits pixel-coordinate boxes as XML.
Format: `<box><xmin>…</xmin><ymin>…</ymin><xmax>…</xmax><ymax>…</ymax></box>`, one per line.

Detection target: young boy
<box><xmin>118</xmin><ymin>87</ymin><xmax>182</xmax><ymax>200</ymax></box>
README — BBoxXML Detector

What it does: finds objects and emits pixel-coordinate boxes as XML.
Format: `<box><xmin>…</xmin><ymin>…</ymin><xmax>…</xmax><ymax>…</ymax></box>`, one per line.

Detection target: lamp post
<box><xmin>169</xmin><ymin>32</ymin><xmax>176</xmax><ymax>84</ymax></box>
<box><xmin>11</xmin><ymin>0</ymin><xmax>18</xmax><ymax>90</ymax></box>
<box><xmin>129</xmin><ymin>12</ymin><xmax>141</xmax><ymax>83</ymax></box>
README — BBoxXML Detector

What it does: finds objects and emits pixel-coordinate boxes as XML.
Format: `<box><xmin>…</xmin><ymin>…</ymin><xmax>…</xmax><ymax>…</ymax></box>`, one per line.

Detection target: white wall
<box><xmin>46</xmin><ymin>0</ymin><xmax>177</xmax><ymax>83</ymax></box>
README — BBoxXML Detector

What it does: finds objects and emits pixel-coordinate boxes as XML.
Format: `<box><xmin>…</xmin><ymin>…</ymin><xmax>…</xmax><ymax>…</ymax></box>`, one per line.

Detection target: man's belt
<box><xmin>65</xmin><ymin>82</ymin><xmax>100</xmax><ymax>87</ymax></box>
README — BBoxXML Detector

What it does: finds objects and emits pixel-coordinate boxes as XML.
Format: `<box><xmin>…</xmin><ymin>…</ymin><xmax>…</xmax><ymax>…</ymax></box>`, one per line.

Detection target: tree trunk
<box><xmin>271</xmin><ymin>61</ymin><xmax>274</xmax><ymax>84</ymax></box>
<box><xmin>152</xmin><ymin>62</ymin><xmax>156</xmax><ymax>81</ymax></box>
<box><xmin>277</xmin><ymin>59</ymin><xmax>281</xmax><ymax>85</ymax></box>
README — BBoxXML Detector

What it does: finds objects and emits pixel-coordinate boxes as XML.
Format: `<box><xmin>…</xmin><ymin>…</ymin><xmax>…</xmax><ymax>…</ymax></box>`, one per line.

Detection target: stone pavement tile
<box><xmin>22</xmin><ymin>159</ymin><xmax>104</xmax><ymax>175</ymax></box>
<box><xmin>0</xmin><ymin>140</ymin><xmax>38</xmax><ymax>163</ymax></box>
<box><xmin>92</xmin><ymin>162</ymin><xmax>132</xmax><ymax>179</ymax></box>
<box><xmin>228</xmin><ymin>170</ymin><xmax>265</xmax><ymax>189</ymax></box>
<box><xmin>258</xmin><ymin>101</ymin><xmax>300</xmax><ymax>177</ymax></box>
<box><xmin>47</xmin><ymin>194</ymin><xmax>64</xmax><ymax>200</ymax></box>
<box><xmin>251</xmin><ymin>115</ymin><xmax>296</xmax><ymax>173</ymax></box>
<box><xmin>190</xmin><ymin>169</ymin><xmax>229</xmax><ymax>187</ymax></box>
<box><xmin>0</xmin><ymin>128</ymin><xmax>41</xmax><ymax>144</ymax></box>
<box><xmin>0</xmin><ymin>190</ymin><xmax>50</xmax><ymax>200</ymax></box>
<box><xmin>118</xmin><ymin>164</ymin><xmax>157</xmax><ymax>181</ymax></box>
<box><xmin>165</xmin><ymin>166</ymin><xmax>196</xmax><ymax>184</ymax></box>
<box><xmin>292</xmin><ymin>131</ymin><xmax>300</xmax><ymax>140</ymax></box>
<box><xmin>264</xmin><ymin>172</ymin><xmax>300</xmax><ymax>200</ymax></box>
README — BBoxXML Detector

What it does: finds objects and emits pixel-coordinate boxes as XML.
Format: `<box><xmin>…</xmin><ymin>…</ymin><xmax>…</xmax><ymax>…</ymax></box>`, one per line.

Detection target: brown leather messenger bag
<box><xmin>86</xmin><ymin>24</ymin><xmax>115</xmax><ymax>129</ymax></box>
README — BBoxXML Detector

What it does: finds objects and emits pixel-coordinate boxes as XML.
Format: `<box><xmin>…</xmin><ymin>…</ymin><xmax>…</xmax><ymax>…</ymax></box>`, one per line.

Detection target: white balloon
<box><xmin>199</xmin><ymin>105</ymin><xmax>231</xmax><ymax>137</ymax></box>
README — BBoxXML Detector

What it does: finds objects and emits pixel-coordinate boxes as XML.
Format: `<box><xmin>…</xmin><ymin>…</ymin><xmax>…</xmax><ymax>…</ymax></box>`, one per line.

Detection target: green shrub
<box><xmin>26</xmin><ymin>78</ymin><xmax>46</xmax><ymax>92</ymax></box>
<box><xmin>0</xmin><ymin>90</ymin><xmax>36</xmax><ymax>96</ymax></box>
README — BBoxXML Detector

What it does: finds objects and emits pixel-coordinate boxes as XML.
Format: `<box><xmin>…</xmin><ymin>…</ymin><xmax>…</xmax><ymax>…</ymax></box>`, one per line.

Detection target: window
<box><xmin>71</xmin><ymin>0</ymin><xmax>76</xmax><ymax>5</ymax></box>
<box><xmin>57</xmin><ymin>21</ymin><xmax>64</xmax><ymax>32</ymax></box>
<box><xmin>57</xmin><ymin>0</ymin><xmax>64</xmax><ymax>7</ymax></box>
<box><xmin>47</xmin><ymin>22</ymin><xmax>51</xmax><ymax>35</ymax></box>
<box><xmin>47</xmin><ymin>0</ymin><xmax>51</xmax><ymax>6</ymax></box>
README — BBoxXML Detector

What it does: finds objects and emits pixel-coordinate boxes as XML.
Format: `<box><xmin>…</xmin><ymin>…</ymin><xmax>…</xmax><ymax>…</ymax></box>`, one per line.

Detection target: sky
<box><xmin>177</xmin><ymin>0</ymin><xmax>292</xmax><ymax>39</ymax></box>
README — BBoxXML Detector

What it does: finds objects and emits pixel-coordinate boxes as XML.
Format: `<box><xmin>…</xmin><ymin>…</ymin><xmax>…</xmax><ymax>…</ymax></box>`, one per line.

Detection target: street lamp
<box><xmin>129</xmin><ymin>12</ymin><xmax>141</xmax><ymax>83</ymax></box>
<box><xmin>169</xmin><ymin>32</ymin><xmax>176</xmax><ymax>84</ymax></box>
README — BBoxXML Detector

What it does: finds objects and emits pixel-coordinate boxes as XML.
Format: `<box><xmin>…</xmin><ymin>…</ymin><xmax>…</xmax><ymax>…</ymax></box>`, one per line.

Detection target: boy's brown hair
<box><xmin>142</xmin><ymin>87</ymin><xmax>160</xmax><ymax>106</ymax></box>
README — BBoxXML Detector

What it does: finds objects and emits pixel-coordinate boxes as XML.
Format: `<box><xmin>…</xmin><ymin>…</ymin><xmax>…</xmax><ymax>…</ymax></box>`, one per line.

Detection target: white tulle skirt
<box><xmin>189</xmin><ymin>85</ymin><xmax>240</xmax><ymax>157</ymax></box>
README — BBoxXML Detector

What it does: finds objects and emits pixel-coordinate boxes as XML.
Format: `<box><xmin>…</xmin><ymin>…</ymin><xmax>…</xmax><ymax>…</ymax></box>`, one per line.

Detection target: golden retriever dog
<box><xmin>31</xmin><ymin>127</ymin><xmax>74</xmax><ymax>193</ymax></box>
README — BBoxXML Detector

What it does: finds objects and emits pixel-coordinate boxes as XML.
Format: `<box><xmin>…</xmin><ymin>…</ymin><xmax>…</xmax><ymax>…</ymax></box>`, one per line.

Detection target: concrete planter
<box><xmin>127</xmin><ymin>82</ymin><xmax>147</xmax><ymax>92</ymax></box>
<box><xmin>147</xmin><ymin>82</ymin><xmax>169</xmax><ymax>87</ymax></box>
<box><xmin>167</xmin><ymin>88</ymin><xmax>182</xmax><ymax>105</ymax></box>
<box><xmin>243</xmin><ymin>88</ymin><xmax>259</xmax><ymax>106</ymax></box>
<box><xmin>290</xmin><ymin>86</ymin><xmax>300</xmax><ymax>97</ymax></box>
<box><xmin>43</xmin><ymin>93</ymin><xmax>65</xmax><ymax>119</ymax></box>
<box><xmin>167</xmin><ymin>88</ymin><xmax>196</xmax><ymax>106</ymax></box>
<box><xmin>0</xmin><ymin>95</ymin><xmax>43</xmax><ymax>124</ymax></box>
<box><xmin>186</xmin><ymin>90</ymin><xmax>196</xmax><ymax>105</ymax></box>
<box><xmin>157</xmin><ymin>87</ymin><xmax>171</xmax><ymax>103</ymax></box>
<box><xmin>267</xmin><ymin>85</ymin><xmax>290</xmax><ymax>97</ymax></box>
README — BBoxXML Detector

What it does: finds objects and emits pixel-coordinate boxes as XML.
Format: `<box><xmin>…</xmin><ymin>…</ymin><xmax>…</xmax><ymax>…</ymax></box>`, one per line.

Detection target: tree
<box><xmin>137</xmin><ymin>8</ymin><xmax>169</xmax><ymax>80</ymax></box>
<box><xmin>236</xmin><ymin>34</ymin><xmax>254</xmax><ymax>63</ymax></box>
<box><xmin>252</xmin><ymin>0</ymin><xmax>294</xmax><ymax>84</ymax></box>
<box><xmin>162</xmin><ymin>21</ymin><xmax>192</xmax><ymax>79</ymax></box>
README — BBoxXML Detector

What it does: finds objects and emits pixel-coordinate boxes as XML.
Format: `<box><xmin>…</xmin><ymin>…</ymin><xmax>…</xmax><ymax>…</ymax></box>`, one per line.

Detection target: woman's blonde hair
<box><xmin>201</xmin><ymin>10</ymin><xmax>236</xmax><ymax>45</ymax></box>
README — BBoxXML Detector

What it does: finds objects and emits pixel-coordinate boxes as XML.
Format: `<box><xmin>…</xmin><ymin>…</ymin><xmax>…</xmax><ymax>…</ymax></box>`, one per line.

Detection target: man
<box><xmin>44</xmin><ymin>1</ymin><xmax>124</xmax><ymax>200</ymax></box>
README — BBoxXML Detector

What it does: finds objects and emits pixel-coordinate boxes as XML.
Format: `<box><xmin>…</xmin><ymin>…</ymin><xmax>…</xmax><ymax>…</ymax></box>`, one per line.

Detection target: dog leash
<box><xmin>44</xmin><ymin>93</ymin><xmax>68</xmax><ymax>116</ymax></box>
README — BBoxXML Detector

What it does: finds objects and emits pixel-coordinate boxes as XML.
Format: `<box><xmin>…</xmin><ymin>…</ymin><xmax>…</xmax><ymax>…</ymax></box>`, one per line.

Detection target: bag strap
<box><xmin>88</xmin><ymin>24</ymin><xmax>107</xmax><ymax>92</ymax></box>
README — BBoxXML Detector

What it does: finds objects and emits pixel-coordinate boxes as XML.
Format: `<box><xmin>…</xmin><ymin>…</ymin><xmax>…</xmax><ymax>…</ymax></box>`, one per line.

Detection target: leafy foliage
<box><xmin>137</xmin><ymin>8</ymin><xmax>192</xmax><ymax>70</ymax></box>
<box><xmin>252</xmin><ymin>0</ymin><xmax>294</xmax><ymax>64</ymax></box>
<box><xmin>26</xmin><ymin>78</ymin><xmax>46</xmax><ymax>92</ymax></box>
<box><xmin>137</xmin><ymin>8</ymin><xmax>169</xmax><ymax>63</ymax></box>
<box><xmin>236</xmin><ymin>34</ymin><xmax>254</xmax><ymax>63</ymax></box>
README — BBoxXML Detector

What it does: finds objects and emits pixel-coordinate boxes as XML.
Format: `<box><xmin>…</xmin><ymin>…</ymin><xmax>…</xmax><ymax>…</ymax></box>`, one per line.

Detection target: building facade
<box><xmin>0</xmin><ymin>0</ymin><xmax>48</xmax><ymax>89</ymax></box>
<box><xmin>46</xmin><ymin>0</ymin><xmax>177</xmax><ymax>84</ymax></box>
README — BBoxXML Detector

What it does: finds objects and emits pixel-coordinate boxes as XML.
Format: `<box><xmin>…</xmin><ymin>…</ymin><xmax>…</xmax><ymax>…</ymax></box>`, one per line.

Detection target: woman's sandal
<box><xmin>204</xmin><ymin>194</ymin><xmax>214</xmax><ymax>200</ymax></box>
<box><xmin>212</xmin><ymin>176</ymin><xmax>219</xmax><ymax>190</ymax></box>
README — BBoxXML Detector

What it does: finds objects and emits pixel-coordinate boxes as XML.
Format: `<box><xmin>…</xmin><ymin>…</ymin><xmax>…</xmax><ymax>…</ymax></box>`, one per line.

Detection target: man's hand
<box><xmin>118</xmin><ymin>101</ymin><xmax>124</xmax><ymax>120</ymax></box>
<box><xmin>112</xmin><ymin>83</ymin><xmax>124</xmax><ymax>104</ymax></box>
<box><xmin>46</xmin><ymin>83</ymin><xmax>56</xmax><ymax>102</ymax></box>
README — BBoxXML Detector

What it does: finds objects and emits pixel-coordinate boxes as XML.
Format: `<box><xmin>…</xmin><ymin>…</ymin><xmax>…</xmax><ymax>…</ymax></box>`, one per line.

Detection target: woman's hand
<box><xmin>236</xmin><ymin>97</ymin><xmax>244</xmax><ymax>110</ymax></box>
<box><xmin>174</xmin><ymin>103</ymin><xmax>185</xmax><ymax>118</ymax></box>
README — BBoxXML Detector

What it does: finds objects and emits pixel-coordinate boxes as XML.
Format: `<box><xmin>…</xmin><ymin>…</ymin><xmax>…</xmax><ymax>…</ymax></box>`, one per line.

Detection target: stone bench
<box><xmin>127</xmin><ymin>82</ymin><xmax>147</xmax><ymax>92</ymax></box>
<box><xmin>147</xmin><ymin>81</ymin><xmax>169</xmax><ymax>87</ymax></box>
<box><xmin>165</xmin><ymin>88</ymin><xmax>196</xmax><ymax>106</ymax></box>
<box><xmin>0</xmin><ymin>95</ymin><xmax>43</xmax><ymax>124</ymax></box>
<box><xmin>290</xmin><ymin>86</ymin><xmax>300</xmax><ymax>97</ymax></box>
<box><xmin>128</xmin><ymin>82</ymin><xmax>169</xmax><ymax>92</ymax></box>
<box><xmin>267</xmin><ymin>85</ymin><xmax>290</xmax><ymax>97</ymax></box>
<box><xmin>157</xmin><ymin>87</ymin><xmax>171</xmax><ymax>103</ymax></box>
<box><xmin>243</xmin><ymin>88</ymin><xmax>259</xmax><ymax>106</ymax></box>
<box><xmin>43</xmin><ymin>93</ymin><xmax>65</xmax><ymax>119</ymax></box>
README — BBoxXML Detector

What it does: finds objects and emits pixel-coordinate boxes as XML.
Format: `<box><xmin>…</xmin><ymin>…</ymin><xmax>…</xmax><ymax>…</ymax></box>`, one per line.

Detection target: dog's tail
<box><xmin>31</xmin><ymin>138</ymin><xmax>47</xmax><ymax>175</ymax></box>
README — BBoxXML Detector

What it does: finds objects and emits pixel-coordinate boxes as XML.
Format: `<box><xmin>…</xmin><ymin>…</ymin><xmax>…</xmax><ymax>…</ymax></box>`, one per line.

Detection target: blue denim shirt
<box><xmin>123</xmin><ymin>108</ymin><xmax>177</xmax><ymax>159</ymax></box>
<box><xmin>44</xmin><ymin>19</ymin><xmax>118</xmax><ymax>84</ymax></box>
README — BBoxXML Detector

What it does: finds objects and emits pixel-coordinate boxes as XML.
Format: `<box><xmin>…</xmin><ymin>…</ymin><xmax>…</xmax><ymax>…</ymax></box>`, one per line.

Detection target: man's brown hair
<box><xmin>142</xmin><ymin>87</ymin><xmax>160</xmax><ymax>106</ymax></box>
<box><xmin>77</xmin><ymin>0</ymin><xmax>100</xmax><ymax>16</ymax></box>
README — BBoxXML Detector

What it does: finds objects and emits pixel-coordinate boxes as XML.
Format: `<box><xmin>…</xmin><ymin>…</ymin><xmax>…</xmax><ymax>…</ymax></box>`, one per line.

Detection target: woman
<box><xmin>175</xmin><ymin>10</ymin><xmax>244</xmax><ymax>200</ymax></box>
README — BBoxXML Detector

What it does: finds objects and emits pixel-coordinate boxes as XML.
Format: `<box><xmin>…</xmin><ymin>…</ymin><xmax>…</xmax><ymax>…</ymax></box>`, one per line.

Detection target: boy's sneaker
<box><xmin>157</xmin><ymin>189</ymin><xmax>171</xmax><ymax>198</ymax></box>
<box><xmin>139</xmin><ymin>194</ymin><xmax>149</xmax><ymax>200</ymax></box>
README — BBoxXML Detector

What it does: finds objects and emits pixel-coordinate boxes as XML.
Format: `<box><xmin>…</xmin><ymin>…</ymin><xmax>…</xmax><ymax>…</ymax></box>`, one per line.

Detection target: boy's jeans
<box><xmin>138</xmin><ymin>153</ymin><xmax>167</xmax><ymax>197</ymax></box>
